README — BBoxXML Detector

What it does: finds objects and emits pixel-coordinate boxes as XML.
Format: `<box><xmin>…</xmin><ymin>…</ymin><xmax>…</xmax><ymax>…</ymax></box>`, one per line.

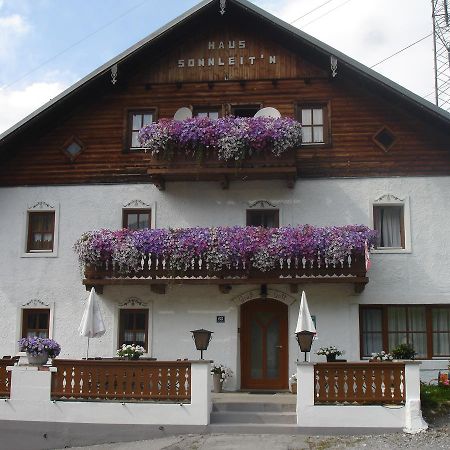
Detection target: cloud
<box><xmin>0</xmin><ymin>81</ymin><xmax>68</xmax><ymax>135</ymax></box>
<box><xmin>0</xmin><ymin>14</ymin><xmax>30</xmax><ymax>59</ymax></box>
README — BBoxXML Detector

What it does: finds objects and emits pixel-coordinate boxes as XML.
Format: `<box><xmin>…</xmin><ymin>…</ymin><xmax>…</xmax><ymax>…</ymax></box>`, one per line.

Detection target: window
<box><xmin>123</xmin><ymin>209</ymin><xmax>151</xmax><ymax>230</ymax></box>
<box><xmin>61</xmin><ymin>136</ymin><xmax>84</xmax><ymax>162</ymax></box>
<box><xmin>119</xmin><ymin>309</ymin><xmax>148</xmax><ymax>350</ymax></box>
<box><xmin>127</xmin><ymin>110</ymin><xmax>154</xmax><ymax>150</ymax></box>
<box><xmin>360</xmin><ymin>305</ymin><xmax>450</xmax><ymax>359</ymax></box>
<box><xmin>371</xmin><ymin>194</ymin><xmax>411</xmax><ymax>253</ymax></box>
<box><xmin>27</xmin><ymin>211</ymin><xmax>55</xmax><ymax>252</ymax></box>
<box><xmin>231</xmin><ymin>105</ymin><xmax>260</xmax><ymax>117</ymax></box>
<box><xmin>247</xmin><ymin>209</ymin><xmax>279</xmax><ymax>228</ymax></box>
<box><xmin>193</xmin><ymin>107</ymin><xmax>220</xmax><ymax>119</ymax></box>
<box><xmin>299</xmin><ymin>104</ymin><xmax>329</xmax><ymax>145</ymax></box>
<box><xmin>373</xmin><ymin>127</ymin><xmax>396</xmax><ymax>152</ymax></box>
<box><xmin>22</xmin><ymin>309</ymin><xmax>50</xmax><ymax>338</ymax></box>
<box><xmin>373</xmin><ymin>205</ymin><xmax>404</xmax><ymax>249</ymax></box>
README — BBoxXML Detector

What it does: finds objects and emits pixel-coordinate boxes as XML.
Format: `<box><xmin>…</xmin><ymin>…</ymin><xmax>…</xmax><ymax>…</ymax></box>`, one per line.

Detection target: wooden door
<box><xmin>241</xmin><ymin>299</ymin><xmax>288</xmax><ymax>390</ymax></box>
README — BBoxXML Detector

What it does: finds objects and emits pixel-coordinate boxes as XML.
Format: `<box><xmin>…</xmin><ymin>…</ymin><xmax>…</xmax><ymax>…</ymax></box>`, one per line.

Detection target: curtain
<box><xmin>433</xmin><ymin>308</ymin><xmax>450</xmax><ymax>356</ymax></box>
<box><xmin>362</xmin><ymin>309</ymin><xmax>383</xmax><ymax>356</ymax></box>
<box><xmin>374</xmin><ymin>206</ymin><xmax>402</xmax><ymax>247</ymax></box>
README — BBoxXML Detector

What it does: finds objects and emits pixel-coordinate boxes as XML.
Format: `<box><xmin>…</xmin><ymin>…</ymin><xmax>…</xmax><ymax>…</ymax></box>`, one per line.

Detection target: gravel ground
<box><xmin>66</xmin><ymin>414</ymin><xmax>450</xmax><ymax>450</ymax></box>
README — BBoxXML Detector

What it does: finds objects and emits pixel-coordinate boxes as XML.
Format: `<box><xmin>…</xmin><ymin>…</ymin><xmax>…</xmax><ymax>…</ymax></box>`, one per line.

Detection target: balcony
<box><xmin>139</xmin><ymin>116</ymin><xmax>301</xmax><ymax>189</ymax></box>
<box><xmin>76</xmin><ymin>226</ymin><xmax>376</xmax><ymax>294</ymax></box>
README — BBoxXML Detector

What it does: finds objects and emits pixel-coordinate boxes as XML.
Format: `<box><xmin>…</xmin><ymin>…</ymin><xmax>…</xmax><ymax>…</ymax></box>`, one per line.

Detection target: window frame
<box><xmin>370</xmin><ymin>194</ymin><xmax>411</xmax><ymax>254</ymax></box>
<box><xmin>297</xmin><ymin>102</ymin><xmax>331</xmax><ymax>147</ymax></box>
<box><xmin>118</xmin><ymin>308</ymin><xmax>149</xmax><ymax>352</ymax></box>
<box><xmin>246</xmin><ymin>209</ymin><xmax>280</xmax><ymax>228</ymax></box>
<box><xmin>229</xmin><ymin>103</ymin><xmax>262</xmax><ymax>117</ymax></box>
<box><xmin>359</xmin><ymin>304</ymin><xmax>450</xmax><ymax>359</ymax></box>
<box><xmin>22</xmin><ymin>202</ymin><xmax>59</xmax><ymax>258</ymax></box>
<box><xmin>122</xmin><ymin>208</ymin><xmax>152</xmax><ymax>230</ymax></box>
<box><xmin>26</xmin><ymin>211</ymin><xmax>55</xmax><ymax>253</ymax></box>
<box><xmin>193</xmin><ymin>106</ymin><xmax>222</xmax><ymax>119</ymax></box>
<box><xmin>124</xmin><ymin>108</ymin><xmax>157</xmax><ymax>152</ymax></box>
<box><xmin>21</xmin><ymin>308</ymin><xmax>51</xmax><ymax>339</ymax></box>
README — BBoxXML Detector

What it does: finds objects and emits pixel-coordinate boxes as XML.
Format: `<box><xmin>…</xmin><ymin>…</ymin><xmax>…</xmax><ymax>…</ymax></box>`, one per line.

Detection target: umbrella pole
<box><xmin>86</xmin><ymin>337</ymin><xmax>90</xmax><ymax>359</ymax></box>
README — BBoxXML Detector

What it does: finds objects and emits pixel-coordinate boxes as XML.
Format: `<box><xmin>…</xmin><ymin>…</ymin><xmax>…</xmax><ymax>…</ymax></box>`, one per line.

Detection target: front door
<box><xmin>241</xmin><ymin>299</ymin><xmax>288</xmax><ymax>390</ymax></box>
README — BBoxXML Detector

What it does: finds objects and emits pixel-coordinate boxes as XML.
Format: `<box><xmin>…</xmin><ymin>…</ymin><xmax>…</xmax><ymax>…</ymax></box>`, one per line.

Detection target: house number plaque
<box><xmin>216</xmin><ymin>315</ymin><xmax>225</xmax><ymax>323</ymax></box>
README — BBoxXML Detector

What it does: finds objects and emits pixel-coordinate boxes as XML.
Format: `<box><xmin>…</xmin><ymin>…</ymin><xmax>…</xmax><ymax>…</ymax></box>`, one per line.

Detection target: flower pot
<box><xmin>213</xmin><ymin>373</ymin><xmax>223</xmax><ymax>393</ymax></box>
<box><xmin>290</xmin><ymin>382</ymin><xmax>297</xmax><ymax>394</ymax></box>
<box><xmin>326</xmin><ymin>354</ymin><xmax>337</xmax><ymax>362</ymax></box>
<box><xmin>27</xmin><ymin>352</ymin><xmax>48</xmax><ymax>365</ymax></box>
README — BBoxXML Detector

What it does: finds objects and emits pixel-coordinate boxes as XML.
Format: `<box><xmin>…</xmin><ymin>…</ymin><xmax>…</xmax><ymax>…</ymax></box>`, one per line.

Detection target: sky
<box><xmin>0</xmin><ymin>0</ymin><xmax>434</xmax><ymax>135</ymax></box>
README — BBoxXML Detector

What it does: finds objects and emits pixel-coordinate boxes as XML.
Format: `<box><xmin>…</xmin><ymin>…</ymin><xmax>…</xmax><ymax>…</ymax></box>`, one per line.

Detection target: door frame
<box><xmin>240</xmin><ymin>298</ymin><xmax>289</xmax><ymax>390</ymax></box>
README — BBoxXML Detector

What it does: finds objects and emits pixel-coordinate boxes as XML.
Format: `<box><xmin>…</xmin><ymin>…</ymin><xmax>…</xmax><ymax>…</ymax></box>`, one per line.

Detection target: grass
<box><xmin>420</xmin><ymin>382</ymin><xmax>450</xmax><ymax>422</ymax></box>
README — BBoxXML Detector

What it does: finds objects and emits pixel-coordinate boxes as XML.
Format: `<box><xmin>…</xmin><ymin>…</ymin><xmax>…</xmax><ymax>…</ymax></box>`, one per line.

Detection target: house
<box><xmin>0</xmin><ymin>0</ymin><xmax>449</xmax><ymax>392</ymax></box>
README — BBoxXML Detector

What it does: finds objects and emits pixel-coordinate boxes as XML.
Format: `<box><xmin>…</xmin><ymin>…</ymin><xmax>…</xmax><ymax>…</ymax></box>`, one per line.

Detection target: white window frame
<box><xmin>114</xmin><ymin>297</ymin><xmax>153</xmax><ymax>357</ymax></box>
<box><xmin>370</xmin><ymin>194</ymin><xmax>411</xmax><ymax>254</ymax></box>
<box><xmin>121</xmin><ymin>200</ymin><xmax>156</xmax><ymax>229</ymax></box>
<box><xmin>17</xmin><ymin>299</ymin><xmax>55</xmax><ymax>349</ymax></box>
<box><xmin>21</xmin><ymin>201</ymin><xmax>60</xmax><ymax>258</ymax></box>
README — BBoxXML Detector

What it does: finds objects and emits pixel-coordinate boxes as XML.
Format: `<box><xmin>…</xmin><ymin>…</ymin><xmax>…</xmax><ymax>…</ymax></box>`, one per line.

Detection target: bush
<box><xmin>391</xmin><ymin>343</ymin><xmax>417</xmax><ymax>360</ymax></box>
<box><xmin>420</xmin><ymin>383</ymin><xmax>450</xmax><ymax>421</ymax></box>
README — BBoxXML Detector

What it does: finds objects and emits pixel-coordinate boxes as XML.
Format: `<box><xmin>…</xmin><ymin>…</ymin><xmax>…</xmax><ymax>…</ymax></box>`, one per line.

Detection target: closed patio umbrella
<box><xmin>295</xmin><ymin>291</ymin><xmax>316</xmax><ymax>361</ymax></box>
<box><xmin>78</xmin><ymin>287</ymin><xmax>106</xmax><ymax>358</ymax></box>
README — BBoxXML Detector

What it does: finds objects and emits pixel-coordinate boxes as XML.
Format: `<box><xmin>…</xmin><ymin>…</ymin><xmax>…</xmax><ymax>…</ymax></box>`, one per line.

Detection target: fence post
<box><xmin>190</xmin><ymin>360</ymin><xmax>211</xmax><ymax>425</ymax></box>
<box><xmin>296</xmin><ymin>362</ymin><xmax>315</xmax><ymax>426</ymax></box>
<box><xmin>8</xmin><ymin>366</ymin><xmax>56</xmax><ymax>402</ymax></box>
<box><xmin>403</xmin><ymin>361</ymin><xmax>428</xmax><ymax>434</ymax></box>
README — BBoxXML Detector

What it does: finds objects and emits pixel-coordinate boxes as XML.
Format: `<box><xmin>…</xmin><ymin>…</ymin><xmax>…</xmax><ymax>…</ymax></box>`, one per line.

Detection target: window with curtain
<box><xmin>127</xmin><ymin>110</ymin><xmax>154</xmax><ymax>150</ymax></box>
<box><xmin>122</xmin><ymin>209</ymin><xmax>151</xmax><ymax>230</ymax></box>
<box><xmin>246</xmin><ymin>209</ymin><xmax>279</xmax><ymax>228</ymax></box>
<box><xmin>193</xmin><ymin>107</ymin><xmax>220</xmax><ymax>119</ymax></box>
<box><xmin>360</xmin><ymin>305</ymin><xmax>450</xmax><ymax>359</ymax></box>
<box><xmin>22</xmin><ymin>309</ymin><xmax>50</xmax><ymax>338</ymax></box>
<box><xmin>373</xmin><ymin>205</ymin><xmax>404</xmax><ymax>248</ymax></box>
<box><xmin>119</xmin><ymin>309</ymin><xmax>148</xmax><ymax>350</ymax></box>
<box><xmin>298</xmin><ymin>104</ymin><xmax>329</xmax><ymax>145</ymax></box>
<box><xmin>27</xmin><ymin>211</ymin><xmax>55</xmax><ymax>252</ymax></box>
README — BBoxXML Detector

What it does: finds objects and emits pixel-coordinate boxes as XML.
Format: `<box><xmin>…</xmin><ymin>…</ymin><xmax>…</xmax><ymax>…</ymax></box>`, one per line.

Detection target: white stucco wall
<box><xmin>0</xmin><ymin>177</ymin><xmax>449</xmax><ymax>387</ymax></box>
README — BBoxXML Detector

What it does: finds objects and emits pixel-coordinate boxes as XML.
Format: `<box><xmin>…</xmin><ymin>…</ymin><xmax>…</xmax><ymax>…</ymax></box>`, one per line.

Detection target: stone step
<box><xmin>210</xmin><ymin>411</ymin><xmax>297</xmax><ymax>424</ymax></box>
<box><xmin>212</xmin><ymin>401</ymin><xmax>296</xmax><ymax>413</ymax></box>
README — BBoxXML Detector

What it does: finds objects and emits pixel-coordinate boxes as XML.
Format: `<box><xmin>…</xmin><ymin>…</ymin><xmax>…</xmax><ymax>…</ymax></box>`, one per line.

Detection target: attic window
<box><xmin>62</xmin><ymin>137</ymin><xmax>84</xmax><ymax>162</ymax></box>
<box><xmin>373</xmin><ymin>127</ymin><xmax>396</xmax><ymax>152</ymax></box>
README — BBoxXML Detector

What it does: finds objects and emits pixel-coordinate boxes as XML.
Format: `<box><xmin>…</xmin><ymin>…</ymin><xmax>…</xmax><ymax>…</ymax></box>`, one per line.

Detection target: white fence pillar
<box><xmin>8</xmin><ymin>365</ymin><xmax>56</xmax><ymax>402</ymax></box>
<box><xmin>296</xmin><ymin>362</ymin><xmax>315</xmax><ymax>425</ymax></box>
<box><xmin>403</xmin><ymin>361</ymin><xmax>428</xmax><ymax>433</ymax></box>
<box><xmin>190</xmin><ymin>360</ymin><xmax>212</xmax><ymax>425</ymax></box>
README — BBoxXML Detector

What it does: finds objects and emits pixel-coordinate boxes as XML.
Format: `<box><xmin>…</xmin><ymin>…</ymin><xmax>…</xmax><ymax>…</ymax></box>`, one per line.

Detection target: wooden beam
<box><xmin>354</xmin><ymin>282</ymin><xmax>367</xmax><ymax>293</ymax></box>
<box><xmin>150</xmin><ymin>284</ymin><xmax>166</xmax><ymax>295</ymax></box>
<box><xmin>147</xmin><ymin>167</ymin><xmax>297</xmax><ymax>176</ymax></box>
<box><xmin>85</xmin><ymin>284</ymin><xmax>104</xmax><ymax>294</ymax></box>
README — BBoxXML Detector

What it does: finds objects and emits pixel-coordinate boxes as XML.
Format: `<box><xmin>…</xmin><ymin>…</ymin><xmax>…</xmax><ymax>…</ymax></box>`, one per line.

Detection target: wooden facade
<box><xmin>0</xmin><ymin>0</ymin><xmax>449</xmax><ymax>188</ymax></box>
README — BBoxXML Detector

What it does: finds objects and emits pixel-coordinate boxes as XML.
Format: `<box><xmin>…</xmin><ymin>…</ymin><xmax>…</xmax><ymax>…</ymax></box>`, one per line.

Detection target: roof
<box><xmin>1</xmin><ymin>0</ymin><xmax>450</xmax><ymax>146</ymax></box>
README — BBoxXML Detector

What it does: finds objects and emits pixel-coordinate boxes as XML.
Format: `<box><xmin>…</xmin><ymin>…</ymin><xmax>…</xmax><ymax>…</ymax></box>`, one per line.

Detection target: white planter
<box><xmin>212</xmin><ymin>373</ymin><xmax>223</xmax><ymax>393</ymax></box>
<box><xmin>26</xmin><ymin>352</ymin><xmax>48</xmax><ymax>365</ymax></box>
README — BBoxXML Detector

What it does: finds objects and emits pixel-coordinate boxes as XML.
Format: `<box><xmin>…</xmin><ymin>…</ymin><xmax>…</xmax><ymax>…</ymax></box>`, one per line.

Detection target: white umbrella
<box><xmin>295</xmin><ymin>291</ymin><xmax>316</xmax><ymax>361</ymax></box>
<box><xmin>78</xmin><ymin>287</ymin><xmax>106</xmax><ymax>358</ymax></box>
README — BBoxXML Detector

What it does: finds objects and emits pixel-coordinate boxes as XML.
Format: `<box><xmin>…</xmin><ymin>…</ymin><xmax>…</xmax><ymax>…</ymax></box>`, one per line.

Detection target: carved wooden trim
<box><xmin>123</xmin><ymin>199</ymin><xmax>151</xmax><ymax>208</ymax></box>
<box><xmin>119</xmin><ymin>297</ymin><xmax>148</xmax><ymax>307</ymax></box>
<box><xmin>21</xmin><ymin>298</ymin><xmax>49</xmax><ymax>308</ymax></box>
<box><xmin>231</xmin><ymin>288</ymin><xmax>296</xmax><ymax>306</ymax></box>
<box><xmin>28</xmin><ymin>201</ymin><xmax>54</xmax><ymax>210</ymax></box>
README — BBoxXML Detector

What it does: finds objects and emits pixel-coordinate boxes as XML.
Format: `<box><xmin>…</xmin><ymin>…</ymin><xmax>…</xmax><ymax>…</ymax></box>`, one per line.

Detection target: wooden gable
<box><xmin>0</xmin><ymin>0</ymin><xmax>449</xmax><ymax>188</ymax></box>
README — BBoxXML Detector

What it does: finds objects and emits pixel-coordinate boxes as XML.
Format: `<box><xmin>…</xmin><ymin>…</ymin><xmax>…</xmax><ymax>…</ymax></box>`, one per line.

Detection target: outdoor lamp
<box><xmin>190</xmin><ymin>329</ymin><xmax>213</xmax><ymax>359</ymax></box>
<box><xmin>296</xmin><ymin>331</ymin><xmax>315</xmax><ymax>362</ymax></box>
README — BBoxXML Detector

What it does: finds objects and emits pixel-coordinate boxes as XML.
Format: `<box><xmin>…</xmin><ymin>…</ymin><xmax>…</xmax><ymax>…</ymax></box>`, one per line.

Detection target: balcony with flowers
<box><xmin>74</xmin><ymin>225</ymin><xmax>377</xmax><ymax>294</ymax></box>
<box><xmin>138</xmin><ymin>116</ymin><xmax>302</xmax><ymax>189</ymax></box>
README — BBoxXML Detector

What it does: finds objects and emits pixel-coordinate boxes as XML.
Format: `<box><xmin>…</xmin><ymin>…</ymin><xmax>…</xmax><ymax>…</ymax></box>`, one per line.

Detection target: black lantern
<box><xmin>296</xmin><ymin>331</ymin><xmax>315</xmax><ymax>362</ymax></box>
<box><xmin>190</xmin><ymin>329</ymin><xmax>213</xmax><ymax>359</ymax></box>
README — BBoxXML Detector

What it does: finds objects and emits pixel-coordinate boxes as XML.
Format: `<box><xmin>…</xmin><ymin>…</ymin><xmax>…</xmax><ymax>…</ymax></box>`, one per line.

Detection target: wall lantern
<box><xmin>296</xmin><ymin>331</ymin><xmax>315</xmax><ymax>362</ymax></box>
<box><xmin>190</xmin><ymin>329</ymin><xmax>213</xmax><ymax>359</ymax></box>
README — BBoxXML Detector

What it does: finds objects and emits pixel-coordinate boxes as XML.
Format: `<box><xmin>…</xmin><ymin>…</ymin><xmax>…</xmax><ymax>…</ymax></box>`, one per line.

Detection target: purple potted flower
<box><xmin>18</xmin><ymin>337</ymin><xmax>61</xmax><ymax>365</ymax></box>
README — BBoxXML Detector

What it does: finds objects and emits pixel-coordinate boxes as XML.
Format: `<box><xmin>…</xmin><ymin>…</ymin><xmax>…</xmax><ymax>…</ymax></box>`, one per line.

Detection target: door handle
<box><xmin>275</xmin><ymin>345</ymin><xmax>283</xmax><ymax>349</ymax></box>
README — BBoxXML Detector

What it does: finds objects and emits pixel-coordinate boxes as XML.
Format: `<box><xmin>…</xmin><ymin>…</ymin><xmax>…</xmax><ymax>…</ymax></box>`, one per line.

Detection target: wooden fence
<box><xmin>51</xmin><ymin>360</ymin><xmax>191</xmax><ymax>402</ymax></box>
<box><xmin>0</xmin><ymin>358</ymin><xmax>16</xmax><ymax>397</ymax></box>
<box><xmin>314</xmin><ymin>362</ymin><xmax>406</xmax><ymax>404</ymax></box>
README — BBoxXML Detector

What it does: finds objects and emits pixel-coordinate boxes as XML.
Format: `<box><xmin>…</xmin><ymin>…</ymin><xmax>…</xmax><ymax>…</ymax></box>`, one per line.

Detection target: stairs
<box><xmin>209</xmin><ymin>394</ymin><xmax>298</xmax><ymax>434</ymax></box>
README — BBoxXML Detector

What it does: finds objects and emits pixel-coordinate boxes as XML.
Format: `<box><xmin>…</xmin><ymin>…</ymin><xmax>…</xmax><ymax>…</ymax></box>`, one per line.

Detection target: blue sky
<box><xmin>0</xmin><ymin>0</ymin><xmax>433</xmax><ymax>134</ymax></box>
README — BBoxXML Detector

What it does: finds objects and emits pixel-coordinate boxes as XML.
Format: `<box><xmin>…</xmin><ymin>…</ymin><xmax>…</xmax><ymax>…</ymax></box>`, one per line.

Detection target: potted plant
<box><xmin>391</xmin><ymin>343</ymin><xmax>417</xmax><ymax>360</ymax></box>
<box><xmin>18</xmin><ymin>337</ymin><xmax>61</xmax><ymax>365</ymax></box>
<box><xmin>370</xmin><ymin>351</ymin><xmax>394</xmax><ymax>362</ymax></box>
<box><xmin>317</xmin><ymin>346</ymin><xmax>344</xmax><ymax>362</ymax></box>
<box><xmin>116</xmin><ymin>344</ymin><xmax>145</xmax><ymax>360</ymax></box>
<box><xmin>211</xmin><ymin>363</ymin><xmax>233</xmax><ymax>393</ymax></box>
<box><xmin>289</xmin><ymin>373</ymin><xmax>297</xmax><ymax>394</ymax></box>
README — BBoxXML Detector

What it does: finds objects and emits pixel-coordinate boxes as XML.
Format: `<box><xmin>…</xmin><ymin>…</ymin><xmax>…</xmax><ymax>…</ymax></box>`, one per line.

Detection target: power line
<box><xmin>300</xmin><ymin>0</ymin><xmax>353</xmax><ymax>28</ymax></box>
<box><xmin>290</xmin><ymin>0</ymin><xmax>337</xmax><ymax>24</ymax></box>
<box><xmin>370</xmin><ymin>33</ymin><xmax>432</xmax><ymax>68</ymax></box>
<box><xmin>2</xmin><ymin>0</ymin><xmax>151</xmax><ymax>91</ymax></box>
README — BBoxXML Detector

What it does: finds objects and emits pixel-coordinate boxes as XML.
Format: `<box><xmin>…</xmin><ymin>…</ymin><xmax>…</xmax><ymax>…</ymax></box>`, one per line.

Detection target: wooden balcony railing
<box><xmin>83</xmin><ymin>252</ymin><xmax>368</xmax><ymax>294</ymax></box>
<box><xmin>0</xmin><ymin>358</ymin><xmax>16</xmax><ymax>397</ymax></box>
<box><xmin>51</xmin><ymin>359</ymin><xmax>191</xmax><ymax>402</ymax></box>
<box><xmin>314</xmin><ymin>362</ymin><xmax>406</xmax><ymax>405</ymax></box>
<box><xmin>146</xmin><ymin>148</ymin><xmax>298</xmax><ymax>189</ymax></box>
